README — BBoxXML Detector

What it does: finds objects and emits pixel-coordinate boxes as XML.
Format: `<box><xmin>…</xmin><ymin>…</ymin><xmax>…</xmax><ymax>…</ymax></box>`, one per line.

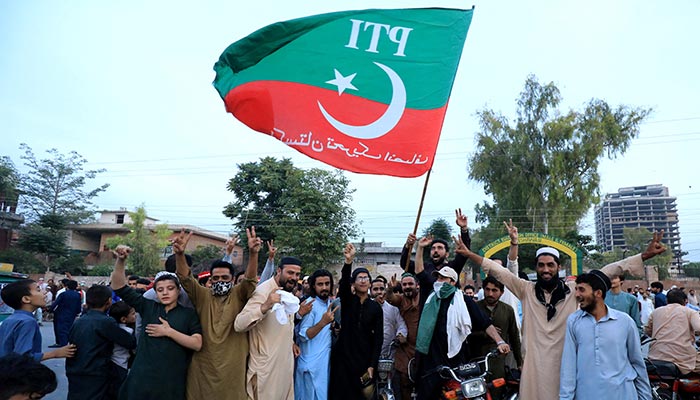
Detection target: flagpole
<box><xmin>404</xmin><ymin>168</ymin><xmax>432</xmax><ymax>271</ymax></box>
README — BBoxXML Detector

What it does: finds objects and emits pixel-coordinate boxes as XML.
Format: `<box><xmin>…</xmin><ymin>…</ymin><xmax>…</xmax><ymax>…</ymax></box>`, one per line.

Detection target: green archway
<box><xmin>479</xmin><ymin>232</ymin><xmax>584</xmax><ymax>276</ymax></box>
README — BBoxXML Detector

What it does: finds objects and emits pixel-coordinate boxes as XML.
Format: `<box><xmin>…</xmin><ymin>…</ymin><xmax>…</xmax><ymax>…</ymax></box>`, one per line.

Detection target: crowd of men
<box><xmin>0</xmin><ymin>209</ymin><xmax>693</xmax><ymax>400</ymax></box>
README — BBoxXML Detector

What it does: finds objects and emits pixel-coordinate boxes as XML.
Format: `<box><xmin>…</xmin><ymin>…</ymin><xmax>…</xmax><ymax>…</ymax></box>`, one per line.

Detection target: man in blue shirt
<box><xmin>0</xmin><ymin>279</ymin><xmax>76</xmax><ymax>361</ymax></box>
<box><xmin>560</xmin><ymin>270</ymin><xmax>651</xmax><ymax>400</ymax></box>
<box><xmin>606</xmin><ymin>274</ymin><xmax>643</xmax><ymax>334</ymax></box>
<box><xmin>295</xmin><ymin>269</ymin><xmax>336</xmax><ymax>400</ymax></box>
<box><xmin>50</xmin><ymin>279</ymin><xmax>82</xmax><ymax>347</ymax></box>
<box><xmin>651</xmin><ymin>281</ymin><xmax>667</xmax><ymax>308</ymax></box>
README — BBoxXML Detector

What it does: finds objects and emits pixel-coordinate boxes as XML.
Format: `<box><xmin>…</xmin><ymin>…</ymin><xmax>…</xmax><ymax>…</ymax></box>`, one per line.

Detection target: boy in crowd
<box><xmin>108</xmin><ymin>301</ymin><xmax>136</xmax><ymax>392</ymax></box>
<box><xmin>0</xmin><ymin>279</ymin><xmax>76</xmax><ymax>361</ymax></box>
<box><xmin>66</xmin><ymin>285</ymin><xmax>136</xmax><ymax>400</ymax></box>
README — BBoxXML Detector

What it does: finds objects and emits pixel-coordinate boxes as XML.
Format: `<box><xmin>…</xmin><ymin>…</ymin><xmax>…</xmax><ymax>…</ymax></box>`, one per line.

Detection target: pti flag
<box><xmin>213</xmin><ymin>8</ymin><xmax>473</xmax><ymax>177</ymax></box>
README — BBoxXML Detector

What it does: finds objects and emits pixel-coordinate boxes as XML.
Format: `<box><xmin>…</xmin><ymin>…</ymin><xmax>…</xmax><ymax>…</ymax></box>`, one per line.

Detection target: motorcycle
<box><xmin>643</xmin><ymin>336</ymin><xmax>700</xmax><ymax>400</ymax></box>
<box><xmin>376</xmin><ymin>340</ymin><xmax>399</xmax><ymax>400</ymax></box>
<box><xmin>435</xmin><ymin>348</ymin><xmax>507</xmax><ymax>400</ymax></box>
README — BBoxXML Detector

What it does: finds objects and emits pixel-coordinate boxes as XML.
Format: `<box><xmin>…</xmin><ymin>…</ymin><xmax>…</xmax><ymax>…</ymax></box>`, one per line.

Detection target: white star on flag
<box><xmin>325</xmin><ymin>69</ymin><xmax>358</xmax><ymax>95</ymax></box>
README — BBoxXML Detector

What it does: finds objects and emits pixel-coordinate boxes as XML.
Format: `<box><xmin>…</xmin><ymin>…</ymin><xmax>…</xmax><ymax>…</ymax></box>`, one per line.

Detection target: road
<box><xmin>39</xmin><ymin>321</ymin><xmax>69</xmax><ymax>400</ymax></box>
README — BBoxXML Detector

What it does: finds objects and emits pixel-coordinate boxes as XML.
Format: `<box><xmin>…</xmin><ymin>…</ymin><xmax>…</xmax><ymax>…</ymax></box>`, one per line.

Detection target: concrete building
<box><xmin>0</xmin><ymin>189</ymin><xmax>22</xmax><ymax>251</ymax></box>
<box><xmin>67</xmin><ymin>209</ymin><xmax>241</xmax><ymax>268</ymax></box>
<box><xmin>594</xmin><ymin>184</ymin><xmax>682</xmax><ymax>262</ymax></box>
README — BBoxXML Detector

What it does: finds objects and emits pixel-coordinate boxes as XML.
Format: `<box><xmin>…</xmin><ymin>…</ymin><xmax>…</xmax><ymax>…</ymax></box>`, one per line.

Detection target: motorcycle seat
<box><xmin>646</xmin><ymin>359</ymin><xmax>681</xmax><ymax>379</ymax></box>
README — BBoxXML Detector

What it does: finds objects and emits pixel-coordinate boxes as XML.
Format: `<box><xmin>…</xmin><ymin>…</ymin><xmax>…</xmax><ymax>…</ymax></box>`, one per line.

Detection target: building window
<box><xmin>116</xmin><ymin>214</ymin><xmax>125</xmax><ymax>224</ymax></box>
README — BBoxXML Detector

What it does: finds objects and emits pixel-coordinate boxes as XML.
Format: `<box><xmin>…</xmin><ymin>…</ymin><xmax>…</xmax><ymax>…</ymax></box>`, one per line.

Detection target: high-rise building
<box><xmin>594</xmin><ymin>184</ymin><xmax>682</xmax><ymax>258</ymax></box>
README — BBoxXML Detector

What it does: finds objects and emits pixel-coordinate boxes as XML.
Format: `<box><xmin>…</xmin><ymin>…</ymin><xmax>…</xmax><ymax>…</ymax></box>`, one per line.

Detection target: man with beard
<box><xmin>400</xmin><ymin>208</ymin><xmax>471</xmax><ymax>282</ymax></box>
<box><xmin>235</xmin><ymin>254</ymin><xmax>302</xmax><ymax>400</ymax></box>
<box><xmin>371</xmin><ymin>278</ymin><xmax>407</xmax><ymax>357</ymax></box>
<box><xmin>386</xmin><ymin>272</ymin><xmax>421</xmax><ymax>400</ymax></box>
<box><xmin>173</xmin><ymin>227</ymin><xmax>261</xmax><ymax>400</ymax></box>
<box><xmin>469</xmin><ymin>276</ymin><xmax>522</xmax><ymax>400</ymax></box>
<box><xmin>295</xmin><ymin>269</ymin><xmax>336</xmax><ymax>400</ymax></box>
<box><xmin>454</xmin><ymin>229</ymin><xmax>666</xmax><ymax>400</ymax></box>
<box><xmin>560</xmin><ymin>271</ymin><xmax>650</xmax><ymax>399</ymax></box>
<box><xmin>330</xmin><ymin>243</ymin><xmax>384</xmax><ymax>400</ymax></box>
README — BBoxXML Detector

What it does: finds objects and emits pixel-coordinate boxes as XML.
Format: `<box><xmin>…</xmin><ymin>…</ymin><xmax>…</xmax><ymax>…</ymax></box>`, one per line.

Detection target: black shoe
<box><xmin>48</xmin><ymin>344</ymin><xmax>61</xmax><ymax>348</ymax></box>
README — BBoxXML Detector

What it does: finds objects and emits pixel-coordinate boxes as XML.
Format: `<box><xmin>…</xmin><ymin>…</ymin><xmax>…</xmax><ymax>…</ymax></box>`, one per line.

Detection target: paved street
<box><xmin>39</xmin><ymin>321</ymin><xmax>69</xmax><ymax>400</ymax></box>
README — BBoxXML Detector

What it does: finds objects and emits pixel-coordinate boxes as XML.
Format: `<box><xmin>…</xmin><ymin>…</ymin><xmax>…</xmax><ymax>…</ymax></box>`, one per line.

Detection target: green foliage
<box><xmin>0</xmin><ymin>156</ymin><xmax>20</xmax><ymax>208</ymax></box>
<box><xmin>87</xmin><ymin>264</ymin><xmax>113</xmax><ymax>276</ymax></box>
<box><xmin>52</xmin><ymin>253</ymin><xmax>88</xmax><ymax>275</ymax></box>
<box><xmin>0</xmin><ymin>248</ymin><xmax>43</xmax><ymax>274</ymax></box>
<box><xmin>684</xmin><ymin>262</ymin><xmax>700</xmax><ymax>278</ymax></box>
<box><xmin>468</xmin><ymin>75</ymin><xmax>651</xmax><ymax>236</ymax></box>
<box><xmin>105</xmin><ymin>205</ymin><xmax>170</xmax><ymax>276</ymax></box>
<box><xmin>17</xmin><ymin>213</ymin><xmax>70</xmax><ymax>271</ymax></box>
<box><xmin>191</xmin><ymin>244</ymin><xmax>223</xmax><ymax>266</ymax></box>
<box><xmin>17</xmin><ymin>143</ymin><xmax>109</xmax><ymax>224</ymax></box>
<box><xmin>422</xmin><ymin>218</ymin><xmax>453</xmax><ymax>243</ymax></box>
<box><xmin>223</xmin><ymin>157</ymin><xmax>360</xmax><ymax>273</ymax></box>
<box><xmin>623</xmin><ymin>227</ymin><xmax>672</xmax><ymax>267</ymax></box>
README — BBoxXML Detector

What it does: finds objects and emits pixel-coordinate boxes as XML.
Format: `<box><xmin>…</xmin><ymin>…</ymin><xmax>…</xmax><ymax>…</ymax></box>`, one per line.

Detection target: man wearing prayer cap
<box><xmin>560</xmin><ymin>270</ymin><xmax>651</xmax><ymax>399</ymax></box>
<box><xmin>454</xmin><ymin>226</ymin><xmax>666</xmax><ymax>400</ymax></box>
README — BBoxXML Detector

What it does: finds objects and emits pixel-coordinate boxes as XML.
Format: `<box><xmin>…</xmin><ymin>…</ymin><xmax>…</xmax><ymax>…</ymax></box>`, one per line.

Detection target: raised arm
<box><xmin>452</xmin><ymin>235</ymin><xmax>529</xmax><ymax>299</ymax></box>
<box><xmin>600</xmin><ymin>230</ymin><xmax>666</xmax><ymax>278</ymax></box>
<box><xmin>259</xmin><ymin>239</ymin><xmax>277</xmax><ymax>282</ymax></box>
<box><xmin>504</xmin><ymin>219</ymin><xmax>519</xmax><ymax>271</ymax></box>
<box><xmin>244</xmin><ymin>227</ymin><xmax>262</xmax><ymax>280</ymax></box>
<box><xmin>110</xmin><ymin>245</ymin><xmax>131</xmax><ymax>290</ymax></box>
<box><xmin>385</xmin><ymin>274</ymin><xmax>402</xmax><ymax>307</ymax></box>
<box><xmin>450</xmin><ymin>208</ymin><xmax>471</xmax><ymax>274</ymax></box>
<box><xmin>401</xmin><ymin>233</ymin><xmax>417</xmax><ymax>273</ymax></box>
<box><xmin>415</xmin><ymin>235</ymin><xmax>432</xmax><ymax>275</ymax></box>
<box><xmin>221</xmin><ymin>234</ymin><xmax>240</xmax><ymax>264</ymax></box>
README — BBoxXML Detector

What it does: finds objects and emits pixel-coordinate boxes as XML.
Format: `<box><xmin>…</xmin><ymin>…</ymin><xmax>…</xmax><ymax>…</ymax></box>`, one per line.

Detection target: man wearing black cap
<box><xmin>399</xmin><ymin>208</ymin><xmax>472</xmax><ymax>282</ymax></box>
<box><xmin>560</xmin><ymin>270</ymin><xmax>651</xmax><ymax>399</ymax></box>
<box><xmin>330</xmin><ymin>243</ymin><xmax>384</xmax><ymax>400</ymax></box>
<box><xmin>454</xmin><ymin>229</ymin><xmax>667</xmax><ymax>400</ymax></box>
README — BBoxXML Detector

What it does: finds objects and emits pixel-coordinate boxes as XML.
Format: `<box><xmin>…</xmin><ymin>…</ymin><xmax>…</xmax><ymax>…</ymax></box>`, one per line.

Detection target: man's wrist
<box><xmin>497</xmin><ymin>340</ymin><xmax>506</xmax><ymax>345</ymax></box>
<box><xmin>510</xmin><ymin>241</ymin><xmax>518</xmax><ymax>245</ymax></box>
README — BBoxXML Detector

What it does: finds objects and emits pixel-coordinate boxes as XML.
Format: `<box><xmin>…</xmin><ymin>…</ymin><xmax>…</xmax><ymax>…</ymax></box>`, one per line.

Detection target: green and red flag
<box><xmin>213</xmin><ymin>8</ymin><xmax>473</xmax><ymax>177</ymax></box>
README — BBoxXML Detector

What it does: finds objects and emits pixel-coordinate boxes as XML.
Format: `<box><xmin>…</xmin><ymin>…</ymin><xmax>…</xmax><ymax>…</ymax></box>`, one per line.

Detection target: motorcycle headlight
<box><xmin>461</xmin><ymin>378</ymin><xmax>487</xmax><ymax>397</ymax></box>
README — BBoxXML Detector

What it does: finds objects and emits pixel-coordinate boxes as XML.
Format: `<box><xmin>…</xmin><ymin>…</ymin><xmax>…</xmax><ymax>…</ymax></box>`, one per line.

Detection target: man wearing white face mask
<box><xmin>173</xmin><ymin>227</ymin><xmax>262</xmax><ymax>400</ymax></box>
<box><xmin>412</xmin><ymin>236</ymin><xmax>511</xmax><ymax>400</ymax></box>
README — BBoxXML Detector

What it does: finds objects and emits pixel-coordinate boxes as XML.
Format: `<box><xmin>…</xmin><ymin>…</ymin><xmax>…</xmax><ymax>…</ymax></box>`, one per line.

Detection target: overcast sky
<box><xmin>2</xmin><ymin>0</ymin><xmax>699</xmax><ymax>262</ymax></box>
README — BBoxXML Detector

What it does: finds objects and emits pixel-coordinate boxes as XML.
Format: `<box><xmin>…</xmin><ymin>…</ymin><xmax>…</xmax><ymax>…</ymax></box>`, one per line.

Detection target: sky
<box><xmin>2</xmin><ymin>0</ymin><xmax>699</xmax><ymax>262</ymax></box>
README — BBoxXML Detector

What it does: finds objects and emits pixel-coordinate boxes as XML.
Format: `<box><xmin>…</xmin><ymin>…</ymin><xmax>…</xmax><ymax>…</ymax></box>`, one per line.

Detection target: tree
<box><xmin>468</xmin><ymin>75</ymin><xmax>651</xmax><ymax>236</ymax></box>
<box><xmin>223</xmin><ymin>157</ymin><xmax>359</xmax><ymax>273</ymax></box>
<box><xmin>0</xmin><ymin>156</ymin><xmax>20</xmax><ymax>211</ymax></box>
<box><xmin>17</xmin><ymin>213</ymin><xmax>72</xmax><ymax>273</ymax></box>
<box><xmin>191</xmin><ymin>244</ymin><xmax>223</xmax><ymax>266</ymax></box>
<box><xmin>684</xmin><ymin>262</ymin><xmax>700</xmax><ymax>279</ymax></box>
<box><xmin>422</xmin><ymin>218</ymin><xmax>453</xmax><ymax>243</ymax></box>
<box><xmin>0</xmin><ymin>248</ymin><xmax>43</xmax><ymax>274</ymax></box>
<box><xmin>105</xmin><ymin>206</ymin><xmax>170</xmax><ymax>276</ymax></box>
<box><xmin>17</xmin><ymin>143</ymin><xmax>109</xmax><ymax>224</ymax></box>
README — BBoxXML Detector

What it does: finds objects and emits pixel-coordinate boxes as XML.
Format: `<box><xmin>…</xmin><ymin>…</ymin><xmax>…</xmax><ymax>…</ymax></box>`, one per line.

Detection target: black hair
<box><xmin>618</xmin><ymin>274</ymin><xmax>626</xmax><ymax>282</ymax></box>
<box><xmin>198</xmin><ymin>275</ymin><xmax>211</xmax><ymax>286</ymax></box>
<box><xmin>463</xmin><ymin>284</ymin><xmax>475</xmax><ymax>292</ymax></box>
<box><xmin>651</xmin><ymin>281</ymin><xmax>664</xmax><ymax>291</ymax></box>
<box><xmin>667</xmin><ymin>288</ymin><xmax>686</xmax><ymax>305</ymax></box>
<box><xmin>371</xmin><ymin>278</ymin><xmax>386</xmax><ymax>286</ymax></box>
<box><xmin>210</xmin><ymin>260</ymin><xmax>235</xmax><ymax>275</ymax></box>
<box><xmin>60</xmin><ymin>278</ymin><xmax>70</xmax><ymax>287</ymax></box>
<box><xmin>0</xmin><ymin>279</ymin><xmax>35</xmax><ymax>310</ymax></box>
<box><xmin>128</xmin><ymin>275</ymin><xmax>140</xmax><ymax>281</ymax></box>
<box><xmin>86</xmin><ymin>285</ymin><xmax>112</xmax><ymax>308</ymax></box>
<box><xmin>234</xmin><ymin>270</ymin><xmax>245</xmax><ymax>281</ymax></box>
<box><xmin>518</xmin><ymin>271</ymin><xmax>530</xmax><ymax>281</ymax></box>
<box><xmin>482</xmin><ymin>276</ymin><xmax>504</xmax><ymax>292</ymax></box>
<box><xmin>153</xmin><ymin>274</ymin><xmax>179</xmax><ymax>290</ymax></box>
<box><xmin>165</xmin><ymin>253</ymin><xmax>192</xmax><ymax>273</ymax></box>
<box><xmin>308</xmin><ymin>269</ymin><xmax>334</xmax><ymax>298</ymax></box>
<box><xmin>430</xmin><ymin>239</ymin><xmax>449</xmax><ymax>252</ymax></box>
<box><xmin>575</xmin><ymin>273</ymin><xmax>608</xmax><ymax>299</ymax></box>
<box><xmin>0</xmin><ymin>353</ymin><xmax>57</xmax><ymax>399</ymax></box>
<box><xmin>66</xmin><ymin>280</ymin><xmax>78</xmax><ymax>290</ymax></box>
<box><xmin>136</xmin><ymin>278</ymin><xmax>151</xmax><ymax>286</ymax></box>
<box><xmin>109</xmin><ymin>301</ymin><xmax>133</xmax><ymax>323</ymax></box>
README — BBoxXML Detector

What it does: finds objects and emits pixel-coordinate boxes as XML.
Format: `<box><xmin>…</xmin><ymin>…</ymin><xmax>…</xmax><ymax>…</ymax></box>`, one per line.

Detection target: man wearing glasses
<box><xmin>172</xmin><ymin>227</ymin><xmax>262</xmax><ymax>400</ymax></box>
